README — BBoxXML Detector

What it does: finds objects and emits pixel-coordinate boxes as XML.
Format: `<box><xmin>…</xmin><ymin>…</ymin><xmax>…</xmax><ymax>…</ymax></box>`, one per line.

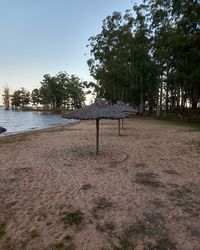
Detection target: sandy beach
<box><xmin>0</xmin><ymin>118</ymin><xmax>200</xmax><ymax>250</ymax></box>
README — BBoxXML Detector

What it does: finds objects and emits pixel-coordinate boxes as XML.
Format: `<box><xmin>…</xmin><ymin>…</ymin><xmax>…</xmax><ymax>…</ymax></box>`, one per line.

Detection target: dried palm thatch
<box><xmin>111</xmin><ymin>101</ymin><xmax>137</xmax><ymax>129</ymax></box>
<box><xmin>62</xmin><ymin>100</ymin><xmax>125</xmax><ymax>120</ymax></box>
<box><xmin>112</xmin><ymin>101</ymin><xmax>137</xmax><ymax>115</ymax></box>
<box><xmin>62</xmin><ymin>100</ymin><xmax>125</xmax><ymax>155</ymax></box>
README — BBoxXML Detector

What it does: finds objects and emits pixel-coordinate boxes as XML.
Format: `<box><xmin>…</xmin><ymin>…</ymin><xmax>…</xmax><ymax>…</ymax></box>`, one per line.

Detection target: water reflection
<box><xmin>0</xmin><ymin>107</ymin><xmax>73</xmax><ymax>136</ymax></box>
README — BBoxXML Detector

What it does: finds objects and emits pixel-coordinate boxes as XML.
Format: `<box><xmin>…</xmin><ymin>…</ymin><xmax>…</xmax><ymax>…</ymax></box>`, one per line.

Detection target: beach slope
<box><xmin>0</xmin><ymin>119</ymin><xmax>200</xmax><ymax>250</ymax></box>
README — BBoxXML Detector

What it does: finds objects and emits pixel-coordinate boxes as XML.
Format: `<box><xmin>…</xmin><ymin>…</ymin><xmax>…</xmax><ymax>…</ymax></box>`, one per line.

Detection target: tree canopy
<box><xmin>9</xmin><ymin>72</ymin><xmax>86</xmax><ymax>110</ymax></box>
<box><xmin>87</xmin><ymin>0</ymin><xmax>200</xmax><ymax>115</ymax></box>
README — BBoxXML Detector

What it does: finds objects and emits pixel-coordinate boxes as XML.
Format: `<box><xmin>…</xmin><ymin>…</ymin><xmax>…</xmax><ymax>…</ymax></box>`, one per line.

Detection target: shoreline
<box><xmin>0</xmin><ymin>120</ymin><xmax>79</xmax><ymax>141</ymax></box>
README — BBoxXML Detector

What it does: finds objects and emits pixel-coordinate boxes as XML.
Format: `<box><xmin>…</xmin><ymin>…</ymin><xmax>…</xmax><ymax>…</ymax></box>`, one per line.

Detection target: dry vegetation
<box><xmin>0</xmin><ymin>118</ymin><xmax>200</xmax><ymax>250</ymax></box>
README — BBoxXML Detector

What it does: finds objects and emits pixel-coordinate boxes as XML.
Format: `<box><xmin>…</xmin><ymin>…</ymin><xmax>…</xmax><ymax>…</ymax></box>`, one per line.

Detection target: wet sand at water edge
<box><xmin>0</xmin><ymin>118</ymin><xmax>200</xmax><ymax>250</ymax></box>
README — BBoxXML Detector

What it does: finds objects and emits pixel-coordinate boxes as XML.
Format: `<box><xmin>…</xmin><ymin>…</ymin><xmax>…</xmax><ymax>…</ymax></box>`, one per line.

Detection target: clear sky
<box><xmin>0</xmin><ymin>0</ymin><xmax>141</xmax><ymax>104</ymax></box>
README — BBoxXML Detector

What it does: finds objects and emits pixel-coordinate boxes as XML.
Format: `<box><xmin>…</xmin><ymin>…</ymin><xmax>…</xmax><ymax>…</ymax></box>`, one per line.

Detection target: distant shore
<box><xmin>0</xmin><ymin>105</ymin><xmax>68</xmax><ymax>113</ymax></box>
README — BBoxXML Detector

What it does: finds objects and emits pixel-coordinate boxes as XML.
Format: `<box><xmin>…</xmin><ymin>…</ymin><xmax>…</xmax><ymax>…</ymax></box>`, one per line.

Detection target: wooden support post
<box><xmin>96</xmin><ymin>119</ymin><xmax>99</xmax><ymax>155</ymax></box>
<box><xmin>118</xmin><ymin>119</ymin><xmax>121</xmax><ymax>136</ymax></box>
<box><xmin>122</xmin><ymin>118</ymin><xmax>124</xmax><ymax>130</ymax></box>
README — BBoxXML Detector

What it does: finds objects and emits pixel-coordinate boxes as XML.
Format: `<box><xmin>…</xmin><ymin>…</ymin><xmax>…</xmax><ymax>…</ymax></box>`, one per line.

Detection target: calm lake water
<box><xmin>0</xmin><ymin>107</ymin><xmax>74</xmax><ymax>136</ymax></box>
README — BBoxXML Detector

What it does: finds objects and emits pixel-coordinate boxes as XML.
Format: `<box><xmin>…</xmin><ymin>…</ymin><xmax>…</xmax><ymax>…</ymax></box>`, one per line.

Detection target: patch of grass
<box><xmin>125</xmin><ymin>212</ymin><xmax>167</xmax><ymax>238</ymax></box>
<box><xmin>91</xmin><ymin>207</ymin><xmax>99</xmax><ymax>219</ymax></box>
<box><xmin>54</xmin><ymin>242</ymin><xmax>65</xmax><ymax>250</ymax></box>
<box><xmin>49</xmin><ymin>235</ymin><xmax>75</xmax><ymax>250</ymax></box>
<box><xmin>160</xmin><ymin>117</ymin><xmax>200</xmax><ymax>131</ymax></box>
<box><xmin>81</xmin><ymin>183</ymin><xmax>92</xmax><ymax>190</ymax></box>
<box><xmin>167</xmin><ymin>184</ymin><xmax>200</xmax><ymax>216</ymax></box>
<box><xmin>62</xmin><ymin>210</ymin><xmax>84</xmax><ymax>227</ymax></box>
<box><xmin>50</xmin><ymin>242</ymin><xmax>70</xmax><ymax>250</ymax></box>
<box><xmin>96</xmin><ymin>221</ymin><xmax>115</xmax><ymax>233</ymax></box>
<box><xmin>144</xmin><ymin>238</ymin><xmax>177</xmax><ymax>250</ymax></box>
<box><xmin>0</xmin><ymin>221</ymin><xmax>6</xmax><ymax>237</ymax></box>
<box><xmin>46</xmin><ymin>221</ymin><xmax>53</xmax><ymax>226</ymax></box>
<box><xmin>112</xmin><ymin>236</ymin><xmax>136</xmax><ymax>250</ymax></box>
<box><xmin>151</xmin><ymin>198</ymin><xmax>165</xmax><ymax>208</ymax></box>
<box><xmin>188</xmin><ymin>226</ymin><xmax>200</xmax><ymax>238</ymax></box>
<box><xmin>95</xmin><ymin>198</ymin><xmax>113</xmax><ymax>210</ymax></box>
<box><xmin>64</xmin><ymin>234</ymin><xmax>73</xmax><ymax>242</ymax></box>
<box><xmin>29</xmin><ymin>229</ymin><xmax>40</xmax><ymax>239</ymax></box>
<box><xmin>111</xmin><ymin>210</ymin><xmax>176</xmax><ymax>250</ymax></box>
<box><xmin>135</xmin><ymin>172</ymin><xmax>162</xmax><ymax>188</ymax></box>
<box><xmin>92</xmin><ymin>198</ymin><xmax>113</xmax><ymax>219</ymax></box>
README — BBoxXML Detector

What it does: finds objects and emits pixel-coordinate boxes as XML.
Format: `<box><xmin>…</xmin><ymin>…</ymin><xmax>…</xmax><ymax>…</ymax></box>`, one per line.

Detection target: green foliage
<box><xmin>62</xmin><ymin>210</ymin><xmax>84</xmax><ymax>227</ymax></box>
<box><xmin>11</xmin><ymin>87</ymin><xmax>30</xmax><ymax>109</ymax></box>
<box><xmin>87</xmin><ymin>11</ymin><xmax>135</xmax><ymax>103</ymax></box>
<box><xmin>0</xmin><ymin>221</ymin><xmax>6</xmax><ymax>237</ymax></box>
<box><xmin>87</xmin><ymin>0</ymin><xmax>200</xmax><ymax>114</ymax></box>
<box><xmin>87</xmin><ymin>9</ymin><xmax>158</xmax><ymax>113</ymax></box>
<box><xmin>7</xmin><ymin>71</ymin><xmax>86</xmax><ymax>111</ymax></box>
<box><xmin>39</xmin><ymin>72</ymin><xmax>85</xmax><ymax>110</ymax></box>
<box><xmin>31</xmin><ymin>88</ymin><xmax>40</xmax><ymax>105</ymax></box>
<box><xmin>112</xmin><ymin>236</ymin><xmax>136</xmax><ymax>250</ymax></box>
<box><xmin>28</xmin><ymin>229</ymin><xmax>40</xmax><ymax>239</ymax></box>
<box><xmin>64</xmin><ymin>234</ymin><xmax>73</xmax><ymax>242</ymax></box>
<box><xmin>50</xmin><ymin>241</ymin><xmax>75</xmax><ymax>250</ymax></box>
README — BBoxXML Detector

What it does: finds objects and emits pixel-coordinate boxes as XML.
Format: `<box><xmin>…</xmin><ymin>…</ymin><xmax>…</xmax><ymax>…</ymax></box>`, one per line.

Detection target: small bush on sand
<box><xmin>135</xmin><ymin>172</ymin><xmax>162</xmax><ymax>188</ymax></box>
<box><xmin>49</xmin><ymin>241</ymin><xmax>75</xmax><ymax>250</ymax></box>
<box><xmin>62</xmin><ymin>210</ymin><xmax>84</xmax><ymax>227</ymax></box>
<box><xmin>112</xmin><ymin>236</ymin><xmax>136</xmax><ymax>250</ymax></box>
<box><xmin>0</xmin><ymin>221</ymin><xmax>6</xmax><ymax>237</ymax></box>
<box><xmin>64</xmin><ymin>234</ymin><xmax>73</xmax><ymax>241</ymax></box>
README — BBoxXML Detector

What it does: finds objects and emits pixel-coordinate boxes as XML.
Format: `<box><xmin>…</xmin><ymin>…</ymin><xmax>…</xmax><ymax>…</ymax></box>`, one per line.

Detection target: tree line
<box><xmin>2</xmin><ymin>72</ymin><xmax>90</xmax><ymax>110</ymax></box>
<box><xmin>87</xmin><ymin>0</ymin><xmax>200</xmax><ymax>116</ymax></box>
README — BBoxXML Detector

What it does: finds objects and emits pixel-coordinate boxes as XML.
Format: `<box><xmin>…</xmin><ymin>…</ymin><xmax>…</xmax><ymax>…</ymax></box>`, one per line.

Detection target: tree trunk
<box><xmin>177</xmin><ymin>85</ymin><xmax>180</xmax><ymax>110</ymax></box>
<box><xmin>165</xmin><ymin>62</ymin><xmax>169</xmax><ymax>116</ymax></box>
<box><xmin>140</xmin><ymin>64</ymin><xmax>144</xmax><ymax>115</ymax></box>
<box><xmin>156</xmin><ymin>77</ymin><xmax>162</xmax><ymax>119</ymax></box>
<box><xmin>171</xmin><ymin>90</ymin><xmax>176</xmax><ymax>112</ymax></box>
<box><xmin>160</xmin><ymin>79</ymin><xmax>163</xmax><ymax>113</ymax></box>
<box><xmin>118</xmin><ymin>119</ymin><xmax>121</xmax><ymax>136</ymax></box>
<box><xmin>192</xmin><ymin>88</ymin><xmax>199</xmax><ymax>109</ymax></box>
<box><xmin>181</xmin><ymin>89</ymin><xmax>185</xmax><ymax>110</ymax></box>
<box><xmin>192</xmin><ymin>99</ymin><xmax>198</xmax><ymax>109</ymax></box>
<box><xmin>164</xmin><ymin>85</ymin><xmax>168</xmax><ymax>117</ymax></box>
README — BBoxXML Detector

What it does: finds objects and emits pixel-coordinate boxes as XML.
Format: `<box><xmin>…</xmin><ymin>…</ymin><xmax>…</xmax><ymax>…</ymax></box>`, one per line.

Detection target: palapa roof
<box><xmin>111</xmin><ymin>101</ymin><xmax>137</xmax><ymax>114</ymax></box>
<box><xmin>62</xmin><ymin>100</ymin><xmax>126</xmax><ymax>120</ymax></box>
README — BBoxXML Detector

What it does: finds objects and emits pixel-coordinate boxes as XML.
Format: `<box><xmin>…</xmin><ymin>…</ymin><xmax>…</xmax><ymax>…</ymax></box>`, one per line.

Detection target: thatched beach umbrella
<box><xmin>111</xmin><ymin>101</ymin><xmax>137</xmax><ymax>129</ymax></box>
<box><xmin>62</xmin><ymin>100</ymin><xmax>126</xmax><ymax>155</ymax></box>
